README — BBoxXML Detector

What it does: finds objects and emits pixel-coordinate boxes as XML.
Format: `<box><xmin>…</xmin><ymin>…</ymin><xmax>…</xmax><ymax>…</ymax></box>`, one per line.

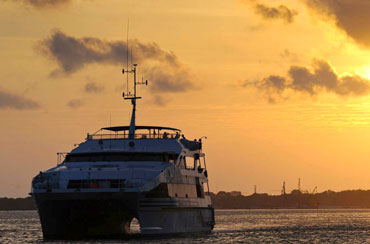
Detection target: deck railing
<box><xmin>87</xmin><ymin>133</ymin><xmax>180</xmax><ymax>140</ymax></box>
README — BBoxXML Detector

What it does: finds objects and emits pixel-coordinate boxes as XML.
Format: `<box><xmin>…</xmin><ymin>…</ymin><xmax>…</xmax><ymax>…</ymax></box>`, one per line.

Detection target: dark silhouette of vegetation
<box><xmin>3</xmin><ymin>190</ymin><xmax>370</xmax><ymax>210</ymax></box>
<box><xmin>211</xmin><ymin>190</ymin><xmax>370</xmax><ymax>209</ymax></box>
<box><xmin>0</xmin><ymin>197</ymin><xmax>35</xmax><ymax>210</ymax></box>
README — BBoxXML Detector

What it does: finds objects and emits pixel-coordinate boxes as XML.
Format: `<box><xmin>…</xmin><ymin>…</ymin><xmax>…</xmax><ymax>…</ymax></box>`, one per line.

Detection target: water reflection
<box><xmin>1</xmin><ymin>209</ymin><xmax>370</xmax><ymax>243</ymax></box>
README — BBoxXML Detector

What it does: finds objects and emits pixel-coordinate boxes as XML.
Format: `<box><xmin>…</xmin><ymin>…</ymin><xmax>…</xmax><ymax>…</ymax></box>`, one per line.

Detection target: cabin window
<box><xmin>67</xmin><ymin>179</ymin><xmax>125</xmax><ymax>189</ymax></box>
<box><xmin>65</xmin><ymin>153</ymin><xmax>179</xmax><ymax>163</ymax></box>
<box><xmin>195</xmin><ymin>177</ymin><xmax>205</xmax><ymax>198</ymax></box>
<box><xmin>185</xmin><ymin>157</ymin><xmax>194</xmax><ymax>170</ymax></box>
<box><xmin>178</xmin><ymin>156</ymin><xmax>198</xmax><ymax>170</ymax></box>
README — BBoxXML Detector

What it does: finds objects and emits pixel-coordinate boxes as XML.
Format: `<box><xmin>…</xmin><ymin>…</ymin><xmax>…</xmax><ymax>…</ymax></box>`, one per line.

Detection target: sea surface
<box><xmin>1</xmin><ymin>209</ymin><xmax>370</xmax><ymax>243</ymax></box>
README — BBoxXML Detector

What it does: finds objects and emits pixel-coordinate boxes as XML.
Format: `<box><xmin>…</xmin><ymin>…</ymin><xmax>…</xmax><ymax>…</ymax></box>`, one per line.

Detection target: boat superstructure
<box><xmin>31</xmin><ymin>64</ymin><xmax>214</xmax><ymax>239</ymax></box>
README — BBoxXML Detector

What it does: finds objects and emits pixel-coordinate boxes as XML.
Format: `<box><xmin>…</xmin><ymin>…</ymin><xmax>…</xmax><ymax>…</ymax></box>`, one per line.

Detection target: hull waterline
<box><xmin>33</xmin><ymin>192</ymin><xmax>214</xmax><ymax>239</ymax></box>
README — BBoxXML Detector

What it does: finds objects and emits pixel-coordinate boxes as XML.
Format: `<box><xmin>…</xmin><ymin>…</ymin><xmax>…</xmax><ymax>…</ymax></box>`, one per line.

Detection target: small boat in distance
<box><xmin>31</xmin><ymin>63</ymin><xmax>215</xmax><ymax>239</ymax></box>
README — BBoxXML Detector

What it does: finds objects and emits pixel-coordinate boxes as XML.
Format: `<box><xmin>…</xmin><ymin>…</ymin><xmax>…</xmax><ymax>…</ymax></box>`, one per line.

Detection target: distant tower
<box><xmin>254</xmin><ymin>185</ymin><xmax>257</xmax><ymax>195</ymax></box>
<box><xmin>281</xmin><ymin>181</ymin><xmax>286</xmax><ymax>195</ymax></box>
<box><xmin>298</xmin><ymin>178</ymin><xmax>301</xmax><ymax>192</ymax></box>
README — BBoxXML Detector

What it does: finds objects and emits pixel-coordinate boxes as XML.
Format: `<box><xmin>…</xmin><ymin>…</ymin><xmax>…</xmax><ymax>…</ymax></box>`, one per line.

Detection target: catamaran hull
<box><xmin>139</xmin><ymin>207</ymin><xmax>215</xmax><ymax>234</ymax></box>
<box><xmin>33</xmin><ymin>192</ymin><xmax>139</xmax><ymax>239</ymax></box>
<box><xmin>33</xmin><ymin>192</ymin><xmax>214</xmax><ymax>239</ymax></box>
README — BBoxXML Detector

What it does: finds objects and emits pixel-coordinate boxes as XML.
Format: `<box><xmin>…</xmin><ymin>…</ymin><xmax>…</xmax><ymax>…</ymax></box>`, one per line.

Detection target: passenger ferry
<box><xmin>31</xmin><ymin>64</ymin><xmax>215</xmax><ymax>239</ymax></box>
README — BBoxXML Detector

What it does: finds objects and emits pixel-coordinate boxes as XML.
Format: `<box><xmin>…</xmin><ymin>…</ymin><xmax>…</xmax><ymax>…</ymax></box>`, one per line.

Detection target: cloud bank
<box><xmin>38</xmin><ymin>30</ymin><xmax>194</xmax><ymax>96</ymax></box>
<box><xmin>0</xmin><ymin>90</ymin><xmax>40</xmax><ymax>110</ymax></box>
<box><xmin>305</xmin><ymin>0</ymin><xmax>370</xmax><ymax>47</ymax></box>
<box><xmin>246</xmin><ymin>59</ymin><xmax>370</xmax><ymax>103</ymax></box>
<box><xmin>241</xmin><ymin>0</ymin><xmax>298</xmax><ymax>24</ymax></box>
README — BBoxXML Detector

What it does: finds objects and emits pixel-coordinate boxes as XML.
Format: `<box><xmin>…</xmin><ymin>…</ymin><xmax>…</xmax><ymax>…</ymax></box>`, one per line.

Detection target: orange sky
<box><xmin>2</xmin><ymin>0</ymin><xmax>370</xmax><ymax>197</ymax></box>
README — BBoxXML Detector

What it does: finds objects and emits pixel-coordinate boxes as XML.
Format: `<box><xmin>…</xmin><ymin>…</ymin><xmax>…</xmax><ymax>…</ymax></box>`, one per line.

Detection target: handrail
<box><xmin>87</xmin><ymin>132</ymin><xmax>180</xmax><ymax>140</ymax></box>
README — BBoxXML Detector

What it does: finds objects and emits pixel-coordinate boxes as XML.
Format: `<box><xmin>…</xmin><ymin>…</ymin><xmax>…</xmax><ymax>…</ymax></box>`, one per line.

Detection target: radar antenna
<box><xmin>122</xmin><ymin>64</ymin><xmax>148</xmax><ymax>139</ymax></box>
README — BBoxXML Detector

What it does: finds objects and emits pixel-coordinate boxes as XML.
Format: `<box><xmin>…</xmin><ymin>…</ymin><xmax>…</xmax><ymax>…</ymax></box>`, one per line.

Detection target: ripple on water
<box><xmin>2</xmin><ymin>209</ymin><xmax>370</xmax><ymax>243</ymax></box>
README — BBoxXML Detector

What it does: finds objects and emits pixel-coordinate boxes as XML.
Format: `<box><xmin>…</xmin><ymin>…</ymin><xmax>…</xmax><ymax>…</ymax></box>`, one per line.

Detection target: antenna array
<box><xmin>122</xmin><ymin>21</ymin><xmax>148</xmax><ymax>139</ymax></box>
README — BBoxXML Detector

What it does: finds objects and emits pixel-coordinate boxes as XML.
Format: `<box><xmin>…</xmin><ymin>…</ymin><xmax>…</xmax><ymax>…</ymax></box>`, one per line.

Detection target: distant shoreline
<box><xmin>0</xmin><ymin>197</ymin><xmax>35</xmax><ymax>211</ymax></box>
<box><xmin>2</xmin><ymin>189</ymin><xmax>370</xmax><ymax>210</ymax></box>
<box><xmin>210</xmin><ymin>190</ymin><xmax>370</xmax><ymax>209</ymax></box>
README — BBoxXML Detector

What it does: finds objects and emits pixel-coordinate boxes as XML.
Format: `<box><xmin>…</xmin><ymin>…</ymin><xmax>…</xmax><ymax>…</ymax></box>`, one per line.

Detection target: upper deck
<box><xmin>87</xmin><ymin>126</ymin><xmax>182</xmax><ymax>140</ymax></box>
<box><xmin>68</xmin><ymin>125</ymin><xmax>201</xmax><ymax>155</ymax></box>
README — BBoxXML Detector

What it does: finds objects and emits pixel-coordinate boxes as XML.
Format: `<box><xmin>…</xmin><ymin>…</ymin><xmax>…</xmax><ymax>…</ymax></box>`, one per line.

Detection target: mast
<box><xmin>122</xmin><ymin>64</ymin><xmax>148</xmax><ymax>139</ymax></box>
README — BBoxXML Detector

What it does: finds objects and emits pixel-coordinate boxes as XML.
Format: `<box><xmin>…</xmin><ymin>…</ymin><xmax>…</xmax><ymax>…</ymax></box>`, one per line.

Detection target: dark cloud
<box><xmin>255</xmin><ymin>3</ymin><xmax>298</xmax><ymax>23</ymax></box>
<box><xmin>304</xmin><ymin>0</ymin><xmax>370</xmax><ymax>47</ymax></box>
<box><xmin>3</xmin><ymin>0</ymin><xmax>71</xmax><ymax>9</ymax></box>
<box><xmin>0</xmin><ymin>90</ymin><xmax>40</xmax><ymax>110</ymax></box>
<box><xmin>67</xmin><ymin>99</ymin><xmax>83</xmax><ymax>109</ymax></box>
<box><xmin>241</xmin><ymin>0</ymin><xmax>298</xmax><ymax>24</ymax></box>
<box><xmin>245</xmin><ymin>59</ymin><xmax>370</xmax><ymax>103</ymax></box>
<box><xmin>151</xmin><ymin>95</ymin><xmax>169</xmax><ymax>107</ymax></box>
<box><xmin>84</xmin><ymin>82</ymin><xmax>104</xmax><ymax>93</ymax></box>
<box><xmin>37</xmin><ymin>30</ymin><xmax>194</xmax><ymax>93</ymax></box>
<box><xmin>38</xmin><ymin>30</ymin><xmax>179</xmax><ymax>74</ymax></box>
<box><xmin>143</xmin><ymin>65</ymin><xmax>194</xmax><ymax>93</ymax></box>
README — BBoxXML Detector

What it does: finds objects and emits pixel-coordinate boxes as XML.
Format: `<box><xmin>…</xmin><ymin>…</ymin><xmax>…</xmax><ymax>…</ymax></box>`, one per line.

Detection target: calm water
<box><xmin>1</xmin><ymin>209</ymin><xmax>370</xmax><ymax>243</ymax></box>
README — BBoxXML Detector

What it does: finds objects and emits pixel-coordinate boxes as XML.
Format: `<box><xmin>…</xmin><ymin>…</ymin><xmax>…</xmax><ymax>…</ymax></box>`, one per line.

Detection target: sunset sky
<box><xmin>2</xmin><ymin>0</ymin><xmax>370</xmax><ymax>197</ymax></box>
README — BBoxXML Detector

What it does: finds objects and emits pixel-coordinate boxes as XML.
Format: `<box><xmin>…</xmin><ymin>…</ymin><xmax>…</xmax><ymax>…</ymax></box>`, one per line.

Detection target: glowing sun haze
<box><xmin>2</xmin><ymin>0</ymin><xmax>370</xmax><ymax>197</ymax></box>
